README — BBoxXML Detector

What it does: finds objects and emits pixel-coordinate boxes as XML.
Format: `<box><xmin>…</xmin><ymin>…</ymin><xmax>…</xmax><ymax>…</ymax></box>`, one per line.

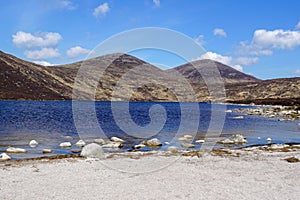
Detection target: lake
<box><xmin>0</xmin><ymin>101</ymin><xmax>299</xmax><ymax>160</ymax></box>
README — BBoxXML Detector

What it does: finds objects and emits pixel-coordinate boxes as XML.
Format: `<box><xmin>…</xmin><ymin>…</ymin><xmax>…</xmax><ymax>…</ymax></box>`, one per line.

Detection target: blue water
<box><xmin>0</xmin><ymin>101</ymin><xmax>299</xmax><ymax>160</ymax></box>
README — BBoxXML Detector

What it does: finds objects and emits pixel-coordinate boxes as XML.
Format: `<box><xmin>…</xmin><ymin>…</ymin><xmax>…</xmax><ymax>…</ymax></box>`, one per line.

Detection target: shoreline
<box><xmin>1</xmin><ymin>147</ymin><xmax>299</xmax><ymax>199</ymax></box>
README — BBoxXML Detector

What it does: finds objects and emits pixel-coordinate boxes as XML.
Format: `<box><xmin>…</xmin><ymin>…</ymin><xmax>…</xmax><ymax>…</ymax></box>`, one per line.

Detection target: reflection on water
<box><xmin>0</xmin><ymin>101</ymin><xmax>299</xmax><ymax>159</ymax></box>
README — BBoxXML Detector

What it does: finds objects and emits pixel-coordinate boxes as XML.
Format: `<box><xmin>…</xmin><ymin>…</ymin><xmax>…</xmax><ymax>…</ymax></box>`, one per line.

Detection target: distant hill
<box><xmin>0</xmin><ymin>50</ymin><xmax>299</xmax><ymax>105</ymax></box>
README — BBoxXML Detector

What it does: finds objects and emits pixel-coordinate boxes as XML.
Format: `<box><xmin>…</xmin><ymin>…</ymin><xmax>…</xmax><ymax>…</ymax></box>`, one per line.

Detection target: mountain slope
<box><xmin>0</xmin><ymin>50</ymin><xmax>299</xmax><ymax>105</ymax></box>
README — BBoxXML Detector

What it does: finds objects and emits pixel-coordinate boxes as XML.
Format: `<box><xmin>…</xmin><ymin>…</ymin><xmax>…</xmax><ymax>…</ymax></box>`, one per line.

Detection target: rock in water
<box><xmin>6</xmin><ymin>147</ymin><xmax>27</xmax><ymax>153</ymax></box>
<box><xmin>0</xmin><ymin>153</ymin><xmax>11</xmax><ymax>161</ymax></box>
<box><xmin>266</xmin><ymin>138</ymin><xmax>272</xmax><ymax>143</ymax></box>
<box><xmin>94</xmin><ymin>138</ymin><xmax>105</xmax><ymax>145</ymax></box>
<box><xmin>110</xmin><ymin>137</ymin><xmax>125</xmax><ymax>143</ymax></box>
<box><xmin>230</xmin><ymin>134</ymin><xmax>248</xmax><ymax>144</ymax></box>
<box><xmin>42</xmin><ymin>149</ymin><xmax>52</xmax><ymax>154</ymax></box>
<box><xmin>29</xmin><ymin>140</ymin><xmax>38</xmax><ymax>147</ymax></box>
<box><xmin>80</xmin><ymin>143</ymin><xmax>104</xmax><ymax>158</ymax></box>
<box><xmin>195</xmin><ymin>140</ymin><xmax>205</xmax><ymax>144</ymax></box>
<box><xmin>181</xmin><ymin>143</ymin><xmax>195</xmax><ymax>148</ymax></box>
<box><xmin>102</xmin><ymin>142</ymin><xmax>123</xmax><ymax>148</ymax></box>
<box><xmin>75</xmin><ymin>140</ymin><xmax>86</xmax><ymax>147</ymax></box>
<box><xmin>133</xmin><ymin>144</ymin><xmax>146</xmax><ymax>149</ymax></box>
<box><xmin>146</xmin><ymin>138</ymin><xmax>162</xmax><ymax>147</ymax></box>
<box><xmin>218</xmin><ymin>138</ymin><xmax>235</xmax><ymax>144</ymax></box>
<box><xmin>184</xmin><ymin>135</ymin><xmax>193</xmax><ymax>140</ymax></box>
<box><xmin>166</xmin><ymin>146</ymin><xmax>179</xmax><ymax>153</ymax></box>
<box><xmin>59</xmin><ymin>142</ymin><xmax>72</xmax><ymax>148</ymax></box>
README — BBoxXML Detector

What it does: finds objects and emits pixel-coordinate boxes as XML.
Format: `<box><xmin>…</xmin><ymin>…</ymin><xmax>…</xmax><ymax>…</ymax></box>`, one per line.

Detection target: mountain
<box><xmin>0</xmin><ymin>50</ymin><xmax>299</xmax><ymax>105</ymax></box>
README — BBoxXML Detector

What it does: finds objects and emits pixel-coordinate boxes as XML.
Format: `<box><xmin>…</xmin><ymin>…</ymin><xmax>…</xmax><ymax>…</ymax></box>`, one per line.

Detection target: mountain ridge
<box><xmin>0</xmin><ymin>50</ymin><xmax>299</xmax><ymax>105</ymax></box>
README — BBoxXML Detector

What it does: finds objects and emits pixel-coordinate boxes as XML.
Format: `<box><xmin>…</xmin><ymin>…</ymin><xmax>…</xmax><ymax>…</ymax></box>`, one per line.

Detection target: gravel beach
<box><xmin>1</xmin><ymin>148</ymin><xmax>300</xmax><ymax>200</ymax></box>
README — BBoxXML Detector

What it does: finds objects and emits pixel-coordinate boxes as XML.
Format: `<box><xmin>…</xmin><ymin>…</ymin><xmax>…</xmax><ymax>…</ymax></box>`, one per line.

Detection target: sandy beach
<box><xmin>1</xmin><ymin>147</ymin><xmax>299</xmax><ymax>200</ymax></box>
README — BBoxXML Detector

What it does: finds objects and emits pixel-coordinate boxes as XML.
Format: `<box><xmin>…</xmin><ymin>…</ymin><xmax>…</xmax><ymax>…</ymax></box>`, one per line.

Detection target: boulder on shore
<box><xmin>0</xmin><ymin>153</ymin><xmax>11</xmax><ymax>161</ymax></box>
<box><xmin>80</xmin><ymin>143</ymin><xmax>104</xmax><ymax>158</ymax></box>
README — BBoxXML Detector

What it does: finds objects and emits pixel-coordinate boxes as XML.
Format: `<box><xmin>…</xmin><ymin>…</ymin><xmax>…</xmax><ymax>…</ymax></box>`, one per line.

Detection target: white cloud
<box><xmin>238</xmin><ymin>29</ymin><xmax>300</xmax><ymax>55</ymax></box>
<box><xmin>67</xmin><ymin>46</ymin><xmax>92</xmax><ymax>58</ymax></box>
<box><xmin>12</xmin><ymin>31</ymin><xmax>62</xmax><ymax>48</ymax></box>
<box><xmin>153</xmin><ymin>0</ymin><xmax>161</xmax><ymax>7</ymax></box>
<box><xmin>59</xmin><ymin>0</ymin><xmax>77</xmax><ymax>10</ymax></box>
<box><xmin>194</xmin><ymin>35</ymin><xmax>205</xmax><ymax>45</ymax></box>
<box><xmin>200</xmin><ymin>52</ymin><xmax>232</xmax><ymax>66</ymax></box>
<box><xmin>93</xmin><ymin>3</ymin><xmax>110</xmax><ymax>17</ymax></box>
<box><xmin>213</xmin><ymin>28</ymin><xmax>227</xmax><ymax>37</ymax></box>
<box><xmin>198</xmin><ymin>52</ymin><xmax>258</xmax><ymax>72</ymax></box>
<box><xmin>24</xmin><ymin>48</ymin><xmax>60</xmax><ymax>60</ymax></box>
<box><xmin>33</xmin><ymin>61</ymin><xmax>55</xmax><ymax>66</ymax></box>
<box><xmin>295</xmin><ymin>21</ymin><xmax>300</xmax><ymax>30</ymax></box>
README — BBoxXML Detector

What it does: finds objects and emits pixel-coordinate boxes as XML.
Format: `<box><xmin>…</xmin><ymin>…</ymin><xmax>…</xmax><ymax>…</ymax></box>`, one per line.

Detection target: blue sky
<box><xmin>1</xmin><ymin>0</ymin><xmax>300</xmax><ymax>79</ymax></box>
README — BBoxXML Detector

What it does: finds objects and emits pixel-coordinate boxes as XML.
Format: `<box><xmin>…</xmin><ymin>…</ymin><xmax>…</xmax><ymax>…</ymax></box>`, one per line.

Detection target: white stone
<box><xmin>63</xmin><ymin>136</ymin><xmax>73</xmax><ymax>140</ymax></box>
<box><xmin>75</xmin><ymin>140</ymin><xmax>86</xmax><ymax>147</ymax></box>
<box><xmin>42</xmin><ymin>149</ymin><xmax>52</xmax><ymax>154</ymax></box>
<box><xmin>0</xmin><ymin>153</ymin><xmax>11</xmax><ymax>161</ymax></box>
<box><xmin>146</xmin><ymin>138</ymin><xmax>162</xmax><ymax>146</ymax></box>
<box><xmin>195</xmin><ymin>140</ymin><xmax>205</xmax><ymax>144</ymax></box>
<box><xmin>266</xmin><ymin>138</ymin><xmax>272</xmax><ymax>142</ymax></box>
<box><xmin>230</xmin><ymin>134</ymin><xmax>248</xmax><ymax>144</ymax></box>
<box><xmin>184</xmin><ymin>135</ymin><xmax>193</xmax><ymax>140</ymax></box>
<box><xmin>166</xmin><ymin>146</ymin><xmax>179</xmax><ymax>153</ymax></box>
<box><xmin>110</xmin><ymin>137</ymin><xmax>124</xmax><ymax>143</ymax></box>
<box><xmin>257</xmin><ymin>137</ymin><xmax>261</xmax><ymax>140</ymax></box>
<box><xmin>133</xmin><ymin>144</ymin><xmax>146</xmax><ymax>149</ymax></box>
<box><xmin>102</xmin><ymin>142</ymin><xmax>123</xmax><ymax>148</ymax></box>
<box><xmin>178</xmin><ymin>137</ymin><xmax>189</xmax><ymax>142</ymax></box>
<box><xmin>219</xmin><ymin>139</ymin><xmax>235</xmax><ymax>144</ymax></box>
<box><xmin>29</xmin><ymin>140</ymin><xmax>38</xmax><ymax>147</ymax></box>
<box><xmin>94</xmin><ymin>138</ymin><xmax>105</xmax><ymax>145</ymax></box>
<box><xmin>232</xmin><ymin>116</ymin><xmax>244</xmax><ymax>120</ymax></box>
<box><xmin>6</xmin><ymin>147</ymin><xmax>27</xmax><ymax>153</ymax></box>
<box><xmin>181</xmin><ymin>143</ymin><xmax>195</xmax><ymax>148</ymax></box>
<box><xmin>225</xmin><ymin>110</ymin><xmax>233</xmax><ymax>113</ymax></box>
<box><xmin>80</xmin><ymin>143</ymin><xmax>104</xmax><ymax>158</ymax></box>
<box><xmin>164</xmin><ymin>142</ymin><xmax>170</xmax><ymax>145</ymax></box>
<box><xmin>59</xmin><ymin>142</ymin><xmax>72</xmax><ymax>148</ymax></box>
<box><xmin>269</xmin><ymin>144</ymin><xmax>289</xmax><ymax>150</ymax></box>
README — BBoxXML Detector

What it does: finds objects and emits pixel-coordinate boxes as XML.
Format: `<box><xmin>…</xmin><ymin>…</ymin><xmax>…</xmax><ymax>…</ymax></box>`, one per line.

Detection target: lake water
<box><xmin>0</xmin><ymin>101</ymin><xmax>299</xmax><ymax>160</ymax></box>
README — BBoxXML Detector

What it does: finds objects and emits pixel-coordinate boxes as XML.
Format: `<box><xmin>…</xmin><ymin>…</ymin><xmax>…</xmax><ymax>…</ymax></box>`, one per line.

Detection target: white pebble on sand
<box><xmin>146</xmin><ymin>138</ymin><xmax>162</xmax><ymax>147</ymax></box>
<box><xmin>80</xmin><ymin>143</ymin><xmax>104</xmax><ymax>159</ymax></box>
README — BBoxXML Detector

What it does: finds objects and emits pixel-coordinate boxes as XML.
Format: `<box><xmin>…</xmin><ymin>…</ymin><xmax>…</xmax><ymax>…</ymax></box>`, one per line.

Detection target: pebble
<box><xmin>266</xmin><ymin>138</ymin><xmax>272</xmax><ymax>143</ymax></box>
<box><xmin>218</xmin><ymin>138</ymin><xmax>235</xmax><ymax>144</ymax></box>
<box><xmin>269</xmin><ymin>144</ymin><xmax>289</xmax><ymax>150</ymax></box>
<box><xmin>42</xmin><ymin>149</ymin><xmax>52</xmax><ymax>154</ymax></box>
<box><xmin>133</xmin><ymin>144</ymin><xmax>146</xmax><ymax>149</ymax></box>
<box><xmin>6</xmin><ymin>147</ymin><xmax>27</xmax><ymax>153</ymax></box>
<box><xmin>146</xmin><ymin>138</ymin><xmax>162</xmax><ymax>147</ymax></box>
<box><xmin>102</xmin><ymin>142</ymin><xmax>123</xmax><ymax>148</ymax></box>
<box><xmin>178</xmin><ymin>137</ymin><xmax>189</xmax><ymax>142</ymax></box>
<box><xmin>195</xmin><ymin>140</ymin><xmax>205</xmax><ymax>144</ymax></box>
<box><xmin>164</xmin><ymin>142</ymin><xmax>170</xmax><ymax>145</ymax></box>
<box><xmin>75</xmin><ymin>140</ymin><xmax>86</xmax><ymax>147</ymax></box>
<box><xmin>110</xmin><ymin>137</ymin><xmax>124</xmax><ymax>143</ymax></box>
<box><xmin>0</xmin><ymin>153</ymin><xmax>11</xmax><ymax>161</ymax></box>
<box><xmin>94</xmin><ymin>138</ymin><xmax>105</xmax><ymax>145</ymax></box>
<box><xmin>166</xmin><ymin>146</ymin><xmax>179</xmax><ymax>153</ymax></box>
<box><xmin>29</xmin><ymin>140</ymin><xmax>38</xmax><ymax>147</ymax></box>
<box><xmin>181</xmin><ymin>143</ymin><xmax>195</xmax><ymax>148</ymax></box>
<box><xmin>59</xmin><ymin>142</ymin><xmax>72</xmax><ymax>148</ymax></box>
<box><xmin>184</xmin><ymin>135</ymin><xmax>193</xmax><ymax>140</ymax></box>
